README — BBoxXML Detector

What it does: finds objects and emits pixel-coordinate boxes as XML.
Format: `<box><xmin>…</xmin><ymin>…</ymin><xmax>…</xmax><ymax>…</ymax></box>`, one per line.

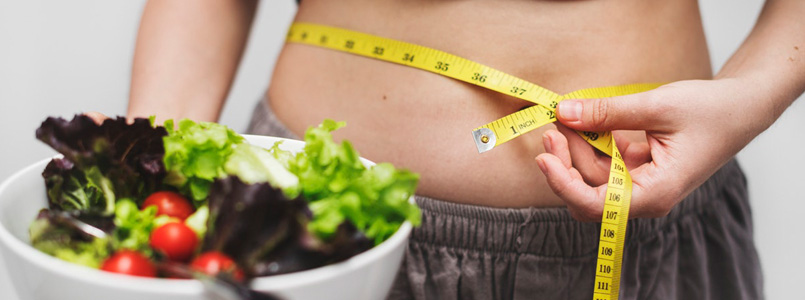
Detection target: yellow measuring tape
<box><xmin>287</xmin><ymin>22</ymin><xmax>661</xmax><ymax>300</ymax></box>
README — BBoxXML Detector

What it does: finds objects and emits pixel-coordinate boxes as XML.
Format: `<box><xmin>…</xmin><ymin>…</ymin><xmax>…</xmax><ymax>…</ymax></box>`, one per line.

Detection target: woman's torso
<box><xmin>267</xmin><ymin>0</ymin><xmax>711</xmax><ymax>208</ymax></box>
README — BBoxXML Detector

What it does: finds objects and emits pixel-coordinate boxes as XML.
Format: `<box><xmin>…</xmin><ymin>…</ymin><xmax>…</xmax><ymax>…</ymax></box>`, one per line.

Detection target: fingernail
<box><xmin>558</xmin><ymin>101</ymin><xmax>582</xmax><ymax>122</ymax></box>
<box><xmin>543</xmin><ymin>133</ymin><xmax>553</xmax><ymax>153</ymax></box>
<box><xmin>536</xmin><ymin>157</ymin><xmax>548</xmax><ymax>174</ymax></box>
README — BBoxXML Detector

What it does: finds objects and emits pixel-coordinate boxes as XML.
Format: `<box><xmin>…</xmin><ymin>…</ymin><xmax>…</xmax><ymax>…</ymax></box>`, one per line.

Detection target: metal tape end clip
<box><xmin>472</xmin><ymin>128</ymin><xmax>496</xmax><ymax>153</ymax></box>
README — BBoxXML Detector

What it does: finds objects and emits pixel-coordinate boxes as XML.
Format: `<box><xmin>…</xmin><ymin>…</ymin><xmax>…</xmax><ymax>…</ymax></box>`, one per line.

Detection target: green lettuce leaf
<box><xmin>43</xmin><ymin>161</ymin><xmax>115</xmax><ymax>213</ymax></box>
<box><xmin>185</xmin><ymin>205</ymin><xmax>209</xmax><ymax>239</ymax></box>
<box><xmin>224</xmin><ymin>143</ymin><xmax>300</xmax><ymax>197</ymax></box>
<box><xmin>163</xmin><ymin>118</ymin><xmax>303</xmax><ymax>201</ymax></box>
<box><xmin>162</xmin><ymin>119</ymin><xmax>244</xmax><ymax>202</ymax></box>
<box><xmin>29</xmin><ymin>209</ymin><xmax>115</xmax><ymax>268</ymax></box>
<box><xmin>280</xmin><ymin>120</ymin><xmax>421</xmax><ymax>244</ymax></box>
<box><xmin>111</xmin><ymin>199</ymin><xmax>176</xmax><ymax>255</ymax></box>
<box><xmin>203</xmin><ymin>176</ymin><xmax>371</xmax><ymax>277</ymax></box>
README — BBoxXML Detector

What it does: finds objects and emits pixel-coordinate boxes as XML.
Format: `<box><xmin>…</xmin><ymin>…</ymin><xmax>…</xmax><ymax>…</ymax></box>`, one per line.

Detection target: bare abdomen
<box><xmin>267</xmin><ymin>0</ymin><xmax>711</xmax><ymax>208</ymax></box>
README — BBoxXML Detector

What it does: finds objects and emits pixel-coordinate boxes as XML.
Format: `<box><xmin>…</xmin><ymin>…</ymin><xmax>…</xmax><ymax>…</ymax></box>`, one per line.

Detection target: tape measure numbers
<box><xmin>287</xmin><ymin>22</ymin><xmax>659</xmax><ymax>300</ymax></box>
<box><xmin>475</xmin><ymin>83</ymin><xmax>661</xmax><ymax>154</ymax></box>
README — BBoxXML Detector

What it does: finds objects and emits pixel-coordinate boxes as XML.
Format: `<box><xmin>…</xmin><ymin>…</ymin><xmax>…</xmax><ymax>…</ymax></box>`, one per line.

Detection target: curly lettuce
<box><xmin>203</xmin><ymin>176</ymin><xmax>372</xmax><ymax>277</ymax></box>
<box><xmin>32</xmin><ymin>115</ymin><xmax>419</xmax><ymax>273</ymax></box>
<box><xmin>161</xmin><ymin>119</ymin><xmax>244</xmax><ymax>202</ymax></box>
<box><xmin>29</xmin><ymin>209</ymin><xmax>115</xmax><ymax>268</ymax></box>
<box><xmin>36</xmin><ymin>115</ymin><xmax>168</xmax><ymax>213</ymax></box>
<box><xmin>224</xmin><ymin>143</ymin><xmax>300</xmax><ymax>197</ymax></box>
<box><xmin>274</xmin><ymin>120</ymin><xmax>421</xmax><ymax>245</ymax></box>
<box><xmin>110</xmin><ymin>199</ymin><xmax>178</xmax><ymax>255</ymax></box>
<box><xmin>163</xmin><ymin>118</ymin><xmax>302</xmax><ymax>202</ymax></box>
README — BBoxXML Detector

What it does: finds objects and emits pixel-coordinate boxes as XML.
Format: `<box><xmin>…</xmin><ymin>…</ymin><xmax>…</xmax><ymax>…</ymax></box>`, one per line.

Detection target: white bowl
<box><xmin>0</xmin><ymin>135</ymin><xmax>412</xmax><ymax>300</ymax></box>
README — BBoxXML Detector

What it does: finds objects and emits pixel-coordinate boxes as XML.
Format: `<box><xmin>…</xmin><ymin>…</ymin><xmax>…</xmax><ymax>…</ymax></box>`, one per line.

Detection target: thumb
<box><xmin>556</xmin><ymin>91</ymin><xmax>668</xmax><ymax>132</ymax></box>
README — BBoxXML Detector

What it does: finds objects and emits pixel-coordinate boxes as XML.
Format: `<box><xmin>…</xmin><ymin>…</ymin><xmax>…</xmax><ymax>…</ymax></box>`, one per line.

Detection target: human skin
<box><xmin>127</xmin><ymin>0</ymin><xmax>803</xmax><ymax>214</ymax></box>
<box><xmin>535</xmin><ymin>0</ymin><xmax>805</xmax><ymax>220</ymax></box>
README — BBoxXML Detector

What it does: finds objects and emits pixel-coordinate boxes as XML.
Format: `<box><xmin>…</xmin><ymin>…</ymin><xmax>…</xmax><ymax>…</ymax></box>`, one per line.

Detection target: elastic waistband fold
<box><xmin>411</xmin><ymin>159</ymin><xmax>746</xmax><ymax>258</ymax></box>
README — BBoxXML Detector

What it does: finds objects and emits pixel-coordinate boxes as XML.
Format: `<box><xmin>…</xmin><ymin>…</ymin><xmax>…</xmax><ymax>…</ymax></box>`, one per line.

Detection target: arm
<box><xmin>716</xmin><ymin>0</ymin><xmax>805</xmax><ymax>115</ymax></box>
<box><xmin>535</xmin><ymin>0</ymin><xmax>804</xmax><ymax>221</ymax></box>
<box><xmin>127</xmin><ymin>0</ymin><xmax>259</xmax><ymax>123</ymax></box>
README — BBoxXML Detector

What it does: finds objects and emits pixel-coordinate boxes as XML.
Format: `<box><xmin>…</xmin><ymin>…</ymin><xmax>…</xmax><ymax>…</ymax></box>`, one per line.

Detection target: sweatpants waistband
<box><xmin>411</xmin><ymin>159</ymin><xmax>746</xmax><ymax>258</ymax></box>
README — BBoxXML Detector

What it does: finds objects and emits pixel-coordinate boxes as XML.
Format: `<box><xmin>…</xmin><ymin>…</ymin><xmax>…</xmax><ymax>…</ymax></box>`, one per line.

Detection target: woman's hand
<box><xmin>535</xmin><ymin>78</ymin><xmax>774</xmax><ymax>221</ymax></box>
<box><xmin>535</xmin><ymin>0</ymin><xmax>804</xmax><ymax>222</ymax></box>
<box><xmin>84</xmin><ymin>111</ymin><xmax>109</xmax><ymax>125</ymax></box>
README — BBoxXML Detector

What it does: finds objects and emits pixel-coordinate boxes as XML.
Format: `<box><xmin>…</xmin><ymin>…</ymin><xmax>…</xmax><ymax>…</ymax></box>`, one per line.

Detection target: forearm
<box><xmin>542</xmin><ymin>0</ymin><xmax>804</xmax><ymax>219</ymax></box>
<box><xmin>128</xmin><ymin>0</ymin><xmax>258</xmax><ymax>123</ymax></box>
<box><xmin>716</xmin><ymin>0</ymin><xmax>805</xmax><ymax>131</ymax></box>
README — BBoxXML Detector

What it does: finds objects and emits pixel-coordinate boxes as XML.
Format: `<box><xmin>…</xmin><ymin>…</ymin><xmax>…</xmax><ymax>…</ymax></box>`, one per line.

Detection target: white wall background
<box><xmin>0</xmin><ymin>0</ymin><xmax>801</xmax><ymax>299</ymax></box>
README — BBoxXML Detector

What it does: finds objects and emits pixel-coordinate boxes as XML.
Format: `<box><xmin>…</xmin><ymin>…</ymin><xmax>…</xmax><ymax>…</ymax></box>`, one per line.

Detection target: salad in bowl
<box><xmin>0</xmin><ymin>115</ymin><xmax>420</xmax><ymax>300</ymax></box>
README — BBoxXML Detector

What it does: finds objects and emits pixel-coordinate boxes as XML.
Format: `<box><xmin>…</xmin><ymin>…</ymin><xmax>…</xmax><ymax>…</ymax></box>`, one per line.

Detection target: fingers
<box><xmin>623</xmin><ymin>163</ymin><xmax>685</xmax><ymax>219</ymax></box>
<box><xmin>538</xmin><ymin>153</ymin><xmax>683</xmax><ymax>222</ymax></box>
<box><xmin>552</xmin><ymin>126</ymin><xmax>611</xmax><ymax>185</ymax></box>
<box><xmin>542</xmin><ymin>130</ymin><xmax>572</xmax><ymax>168</ymax></box>
<box><xmin>538</xmin><ymin>137</ymin><xmax>687</xmax><ymax>221</ymax></box>
<box><xmin>543</xmin><ymin>82</ymin><xmax>731</xmax><ymax>221</ymax></box>
<box><xmin>612</xmin><ymin>131</ymin><xmax>652</xmax><ymax>170</ymax></box>
<box><xmin>535</xmin><ymin>153</ymin><xmax>606</xmax><ymax>222</ymax></box>
<box><xmin>556</xmin><ymin>91</ymin><xmax>671</xmax><ymax>132</ymax></box>
<box><xmin>540</xmin><ymin>128</ymin><xmax>677</xmax><ymax>221</ymax></box>
<box><xmin>84</xmin><ymin>111</ymin><xmax>109</xmax><ymax>125</ymax></box>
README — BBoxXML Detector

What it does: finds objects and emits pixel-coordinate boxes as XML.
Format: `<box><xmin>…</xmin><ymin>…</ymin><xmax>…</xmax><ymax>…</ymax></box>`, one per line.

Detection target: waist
<box><xmin>266</xmin><ymin>0</ymin><xmax>713</xmax><ymax>207</ymax></box>
<box><xmin>269</xmin><ymin>55</ymin><xmax>566</xmax><ymax>207</ymax></box>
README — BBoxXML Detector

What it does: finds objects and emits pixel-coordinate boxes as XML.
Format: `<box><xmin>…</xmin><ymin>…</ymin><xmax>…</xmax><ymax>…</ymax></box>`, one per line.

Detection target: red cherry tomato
<box><xmin>100</xmin><ymin>250</ymin><xmax>156</xmax><ymax>277</ymax></box>
<box><xmin>190</xmin><ymin>251</ymin><xmax>245</xmax><ymax>281</ymax></box>
<box><xmin>142</xmin><ymin>191</ymin><xmax>194</xmax><ymax>220</ymax></box>
<box><xmin>149</xmin><ymin>222</ymin><xmax>198</xmax><ymax>262</ymax></box>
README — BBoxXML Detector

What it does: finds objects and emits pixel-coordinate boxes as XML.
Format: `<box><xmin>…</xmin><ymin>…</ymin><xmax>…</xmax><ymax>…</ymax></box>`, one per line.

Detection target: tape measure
<box><xmin>287</xmin><ymin>22</ymin><xmax>661</xmax><ymax>300</ymax></box>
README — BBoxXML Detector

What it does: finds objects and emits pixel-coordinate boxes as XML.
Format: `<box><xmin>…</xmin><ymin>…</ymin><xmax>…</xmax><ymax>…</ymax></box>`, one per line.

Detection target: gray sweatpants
<box><xmin>247</xmin><ymin>99</ymin><xmax>763</xmax><ymax>300</ymax></box>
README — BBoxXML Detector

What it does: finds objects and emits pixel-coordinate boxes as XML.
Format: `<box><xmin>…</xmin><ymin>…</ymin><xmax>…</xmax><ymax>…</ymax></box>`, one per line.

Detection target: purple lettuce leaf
<box><xmin>36</xmin><ymin>115</ymin><xmax>168</xmax><ymax>212</ymax></box>
<box><xmin>203</xmin><ymin>176</ymin><xmax>372</xmax><ymax>278</ymax></box>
